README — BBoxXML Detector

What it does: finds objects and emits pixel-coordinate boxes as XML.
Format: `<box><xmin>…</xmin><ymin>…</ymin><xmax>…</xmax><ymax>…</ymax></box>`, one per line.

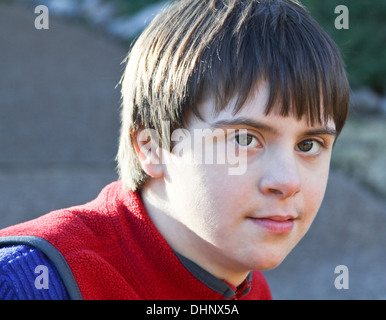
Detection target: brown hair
<box><xmin>118</xmin><ymin>0</ymin><xmax>350</xmax><ymax>191</ymax></box>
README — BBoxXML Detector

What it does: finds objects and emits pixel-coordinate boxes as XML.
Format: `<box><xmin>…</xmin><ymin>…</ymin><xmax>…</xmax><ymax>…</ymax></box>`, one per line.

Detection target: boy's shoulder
<box><xmin>0</xmin><ymin>181</ymin><xmax>144</xmax><ymax>299</ymax></box>
<box><xmin>0</xmin><ymin>181</ymin><xmax>133</xmax><ymax>274</ymax></box>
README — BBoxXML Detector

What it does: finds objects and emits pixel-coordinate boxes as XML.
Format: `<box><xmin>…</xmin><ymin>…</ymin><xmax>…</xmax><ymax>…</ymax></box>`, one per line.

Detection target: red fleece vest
<box><xmin>0</xmin><ymin>181</ymin><xmax>272</xmax><ymax>300</ymax></box>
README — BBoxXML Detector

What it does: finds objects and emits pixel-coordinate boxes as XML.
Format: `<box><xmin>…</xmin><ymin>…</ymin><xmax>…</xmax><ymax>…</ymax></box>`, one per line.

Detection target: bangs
<box><xmin>122</xmin><ymin>0</ymin><xmax>350</xmax><ymax>138</ymax></box>
<box><xmin>192</xmin><ymin>0</ymin><xmax>350</xmax><ymax>133</ymax></box>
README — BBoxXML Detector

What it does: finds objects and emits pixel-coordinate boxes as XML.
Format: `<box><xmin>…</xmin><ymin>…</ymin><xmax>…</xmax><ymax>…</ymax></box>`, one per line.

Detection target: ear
<box><xmin>132</xmin><ymin>129</ymin><xmax>164</xmax><ymax>178</ymax></box>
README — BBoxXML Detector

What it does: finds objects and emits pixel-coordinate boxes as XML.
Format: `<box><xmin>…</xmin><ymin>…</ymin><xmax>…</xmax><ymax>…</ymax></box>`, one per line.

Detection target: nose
<box><xmin>258</xmin><ymin>151</ymin><xmax>301</xmax><ymax>199</ymax></box>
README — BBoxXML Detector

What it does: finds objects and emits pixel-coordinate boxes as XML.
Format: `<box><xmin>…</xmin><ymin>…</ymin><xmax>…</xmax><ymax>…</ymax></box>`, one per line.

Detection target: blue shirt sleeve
<box><xmin>0</xmin><ymin>245</ymin><xmax>69</xmax><ymax>300</ymax></box>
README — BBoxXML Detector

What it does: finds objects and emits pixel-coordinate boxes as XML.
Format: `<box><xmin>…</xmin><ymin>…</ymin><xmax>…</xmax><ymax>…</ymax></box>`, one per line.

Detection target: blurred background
<box><xmin>0</xmin><ymin>0</ymin><xmax>385</xmax><ymax>299</ymax></box>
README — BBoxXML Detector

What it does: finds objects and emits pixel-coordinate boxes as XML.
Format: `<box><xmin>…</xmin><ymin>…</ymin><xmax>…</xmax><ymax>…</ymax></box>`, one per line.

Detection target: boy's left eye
<box><xmin>296</xmin><ymin>139</ymin><xmax>323</xmax><ymax>155</ymax></box>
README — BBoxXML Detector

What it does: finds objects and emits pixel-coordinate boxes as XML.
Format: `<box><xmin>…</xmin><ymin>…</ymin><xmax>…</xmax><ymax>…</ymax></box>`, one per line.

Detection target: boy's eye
<box><xmin>296</xmin><ymin>139</ymin><xmax>322</xmax><ymax>155</ymax></box>
<box><xmin>235</xmin><ymin>133</ymin><xmax>260</xmax><ymax>148</ymax></box>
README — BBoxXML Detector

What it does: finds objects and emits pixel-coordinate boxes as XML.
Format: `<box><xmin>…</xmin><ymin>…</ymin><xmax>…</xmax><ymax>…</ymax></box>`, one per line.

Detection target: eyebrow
<box><xmin>209</xmin><ymin>117</ymin><xmax>337</xmax><ymax>137</ymax></box>
<box><xmin>209</xmin><ymin>118</ymin><xmax>279</xmax><ymax>135</ymax></box>
<box><xmin>303</xmin><ymin>128</ymin><xmax>338</xmax><ymax>137</ymax></box>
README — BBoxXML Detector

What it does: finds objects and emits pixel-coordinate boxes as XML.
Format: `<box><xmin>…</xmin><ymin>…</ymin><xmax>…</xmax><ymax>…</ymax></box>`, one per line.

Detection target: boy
<box><xmin>0</xmin><ymin>0</ymin><xmax>349</xmax><ymax>300</ymax></box>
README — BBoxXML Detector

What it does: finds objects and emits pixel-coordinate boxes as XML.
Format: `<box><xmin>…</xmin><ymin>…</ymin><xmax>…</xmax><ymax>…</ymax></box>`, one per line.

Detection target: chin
<box><xmin>257</xmin><ymin>259</ymin><xmax>285</xmax><ymax>271</ymax></box>
<box><xmin>247</xmin><ymin>250</ymin><xmax>290</xmax><ymax>271</ymax></box>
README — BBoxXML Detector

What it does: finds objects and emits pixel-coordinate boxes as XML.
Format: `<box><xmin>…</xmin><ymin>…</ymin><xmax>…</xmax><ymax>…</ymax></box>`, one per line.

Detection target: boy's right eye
<box><xmin>235</xmin><ymin>132</ymin><xmax>260</xmax><ymax>148</ymax></box>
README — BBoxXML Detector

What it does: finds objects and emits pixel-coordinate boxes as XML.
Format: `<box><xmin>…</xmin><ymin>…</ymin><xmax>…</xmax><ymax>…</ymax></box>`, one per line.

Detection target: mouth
<box><xmin>248</xmin><ymin>215</ymin><xmax>296</xmax><ymax>234</ymax></box>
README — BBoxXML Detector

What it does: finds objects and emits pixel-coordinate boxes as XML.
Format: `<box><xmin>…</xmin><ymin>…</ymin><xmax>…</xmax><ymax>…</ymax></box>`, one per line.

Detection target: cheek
<box><xmin>170</xmin><ymin>164</ymin><xmax>246</xmax><ymax>242</ymax></box>
<box><xmin>200</xmin><ymin>173</ymin><xmax>256</xmax><ymax>242</ymax></box>
<box><xmin>164</xmin><ymin>162</ymin><xmax>220</xmax><ymax>226</ymax></box>
<box><xmin>209</xmin><ymin>174</ymin><xmax>255</xmax><ymax>216</ymax></box>
<box><xmin>301</xmin><ymin>166</ymin><xmax>330</xmax><ymax>224</ymax></box>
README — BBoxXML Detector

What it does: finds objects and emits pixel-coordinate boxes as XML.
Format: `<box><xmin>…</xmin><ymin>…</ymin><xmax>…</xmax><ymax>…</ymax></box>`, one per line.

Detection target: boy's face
<box><xmin>145</xmin><ymin>83</ymin><xmax>336</xmax><ymax>284</ymax></box>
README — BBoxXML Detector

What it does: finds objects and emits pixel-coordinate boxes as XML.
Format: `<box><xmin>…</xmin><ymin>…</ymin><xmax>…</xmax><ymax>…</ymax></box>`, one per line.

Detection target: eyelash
<box><xmin>296</xmin><ymin>138</ymin><xmax>326</xmax><ymax>155</ymax></box>
<box><xmin>234</xmin><ymin>131</ymin><xmax>261</xmax><ymax>149</ymax></box>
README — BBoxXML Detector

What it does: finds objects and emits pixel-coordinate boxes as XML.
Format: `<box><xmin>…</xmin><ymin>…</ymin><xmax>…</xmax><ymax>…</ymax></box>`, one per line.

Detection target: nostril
<box><xmin>268</xmin><ymin>188</ymin><xmax>282</xmax><ymax>195</ymax></box>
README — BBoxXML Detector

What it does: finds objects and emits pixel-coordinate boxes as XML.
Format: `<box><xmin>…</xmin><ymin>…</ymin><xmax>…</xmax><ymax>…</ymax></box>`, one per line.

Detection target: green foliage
<box><xmin>300</xmin><ymin>0</ymin><xmax>386</xmax><ymax>93</ymax></box>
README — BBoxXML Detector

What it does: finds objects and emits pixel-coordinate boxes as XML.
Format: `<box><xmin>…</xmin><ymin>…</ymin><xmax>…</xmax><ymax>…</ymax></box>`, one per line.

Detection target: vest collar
<box><xmin>174</xmin><ymin>251</ymin><xmax>252</xmax><ymax>299</ymax></box>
